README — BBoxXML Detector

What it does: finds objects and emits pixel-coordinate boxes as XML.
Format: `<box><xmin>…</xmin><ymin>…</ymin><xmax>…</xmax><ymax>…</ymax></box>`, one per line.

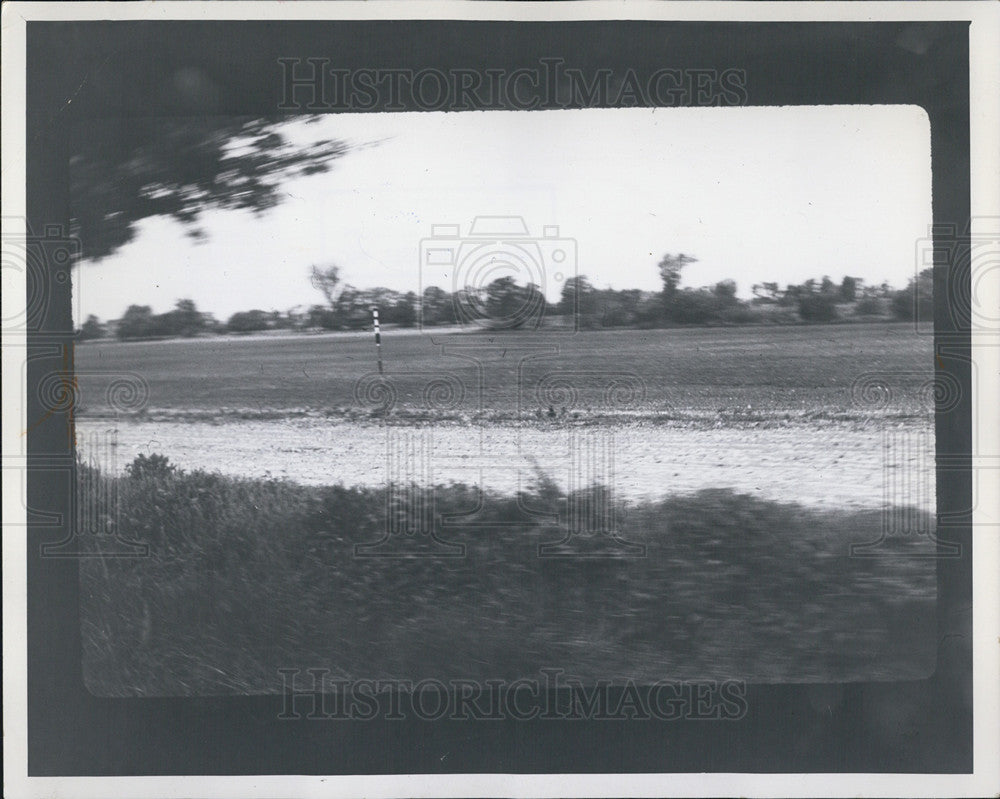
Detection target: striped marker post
<box><xmin>372</xmin><ymin>307</ymin><xmax>383</xmax><ymax>374</ymax></box>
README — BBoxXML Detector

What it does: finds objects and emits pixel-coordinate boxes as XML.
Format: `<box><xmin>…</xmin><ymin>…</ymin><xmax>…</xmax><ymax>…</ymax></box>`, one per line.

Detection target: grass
<box><xmin>79</xmin><ymin>458</ymin><xmax>937</xmax><ymax>696</ymax></box>
<box><xmin>74</xmin><ymin>322</ymin><xmax>934</xmax><ymax>418</ymax></box>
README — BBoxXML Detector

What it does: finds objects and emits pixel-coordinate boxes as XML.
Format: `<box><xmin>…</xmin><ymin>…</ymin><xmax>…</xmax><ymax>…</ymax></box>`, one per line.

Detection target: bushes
<box><xmin>891</xmin><ymin>268</ymin><xmax>934</xmax><ymax>321</ymax></box>
<box><xmin>854</xmin><ymin>296</ymin><xmax>886</xmax><ymax>316</ymax></box>
<box><xmin>226</xmin><ymin>309</ymin><xmax>271</xmax><ymax>333</ymax></box>
<box><xmin>716</xmin><ymin>305</ymin><xmax>759</xmax><ymax>325</ymax></box>
<box><xmin>125</xmin><ymin>452</ymin><xmax>177</xmax><ymax>479</ymax></box>
<box><xmin>79</xmin><ymin>460</ymin><xmax>937</xmax><ymax>695</ymax></box>
<box><xmin>77</xmin><ymin>314</ymin><xmax>107</xmax><ymax>340</ymax></box>
<box><xmin>117</xmin><ymin>300</ymin><xmax>209</xmax><ymax>340</ymax></box>
<box><xmin>891</xmin><ymin>285</ymin><xmax>935</xmax><ymax>321</ymax></box>
<box><xmin>670</xmin><ymin>288</ymin><xmax>739</xmax><ymax>324</ymax></box>
<box><xmin>797</xmin><ymin>294</ymin><xmax>839</xmax><ymax>322</ymax></box>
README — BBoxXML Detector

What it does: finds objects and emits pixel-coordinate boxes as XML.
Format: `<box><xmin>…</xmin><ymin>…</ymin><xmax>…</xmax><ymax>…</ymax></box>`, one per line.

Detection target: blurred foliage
<box><xmin>891</xmin><ymin>268</ymin><xmax>935</xmax><ymax>321</ymax></box>
<box><xmin>854</xmin><ymin>296</ymin><xmax>886</xmax><ymax>316</ymax></box>
<box><xmin>125</xmin><ymin>452</ymin><xmax>178</xmax><ymax>480</ymax></box>
<box><xmin>797</xmin><ymin>293</ymin><xmax>840</xmax><ymax>322</ymax></box>
<box><xmin>77</xmin><ymin>314</ymin><xmax>107</xmax><ymax>340</ymax></box>
<box><xmin>659</xmin><ymin>252</ymin><xmax>698</xmax><ymax>318</ymax></box>
<box><xmin>80</xmin><ymin>460</ymin><xmax>936</xmax><ymax>695</ymax></box>
<box><xmin>71</xmin><ymin>116</ymin><xmax>352</xmax><ymax>260</ymax></box>
<box><xmin>117</xmin><ymin>299</ymin><xmax>210</xmax><ymax>339</ymax></box>
<box><xmin>226</xmin><ymin>309</ymin><xmax>271</xmax><ymax>334</ymax></box>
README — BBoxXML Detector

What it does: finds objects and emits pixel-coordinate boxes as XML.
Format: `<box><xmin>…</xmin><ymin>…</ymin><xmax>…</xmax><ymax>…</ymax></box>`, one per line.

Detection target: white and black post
<box><xmin>372</xmin><ymin>307</ymin><xmax>383</xmax><ymax>374</ymax></box>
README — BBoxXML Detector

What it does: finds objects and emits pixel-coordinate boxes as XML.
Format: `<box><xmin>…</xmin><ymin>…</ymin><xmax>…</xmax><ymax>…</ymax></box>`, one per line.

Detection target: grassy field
<box><xmin>75</xmin><ymin>322</ymin><xmax>938</xmax><ymax>695</ymax></box>
<box><xmin>79</xmin><ymin>461</ymin><xmax>936</xmax><ymax>696</ymax></box>
<box><xmin>75</xmin><ymin>322</ymin><xmax>934</xmax><ymax>420</ymax></box>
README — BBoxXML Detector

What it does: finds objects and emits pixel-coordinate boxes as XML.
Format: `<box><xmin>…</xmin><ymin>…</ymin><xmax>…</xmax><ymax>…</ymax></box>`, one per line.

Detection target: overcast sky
<box><xmin>74</xmin><ymin>105</ymin><xmax>932</xmax><ymax>321</ymax></box>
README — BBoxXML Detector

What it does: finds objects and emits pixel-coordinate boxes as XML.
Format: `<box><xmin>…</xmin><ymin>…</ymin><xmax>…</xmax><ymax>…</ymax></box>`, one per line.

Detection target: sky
<box><xmin>74</xmin><ymin>105</ymin><xmax>932</xmax><ymax>322</ymax></box>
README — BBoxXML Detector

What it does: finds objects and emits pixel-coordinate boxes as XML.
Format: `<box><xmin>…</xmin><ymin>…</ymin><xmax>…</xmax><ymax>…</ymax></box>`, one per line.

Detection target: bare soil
<box><xmin>75</xmin><ymin>414</ymin><xmax>935</xmax><ymax>511</ymax></box>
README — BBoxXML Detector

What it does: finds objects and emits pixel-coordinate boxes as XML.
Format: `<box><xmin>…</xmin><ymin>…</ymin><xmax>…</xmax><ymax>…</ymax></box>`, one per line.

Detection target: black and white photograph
<box><xmin>3</xmin><ymin>2</ymin><xmax>998</xmax><ymax>797</ymax></box>
<box><xmin>73</xmin><ymin>104</ymin><xmax>944</xmax><ymax>689</ymax></box>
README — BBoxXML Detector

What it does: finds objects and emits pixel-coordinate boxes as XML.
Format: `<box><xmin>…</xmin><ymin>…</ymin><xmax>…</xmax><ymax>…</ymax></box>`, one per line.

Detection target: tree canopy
<box><xmin>310</xmin><ymin>264</ymin><xmax>343</xmax><ymax>307</ymax></box>
<box><xmin>658</xmin><ymin>253</ymin><xmax>698</xmax><ymax>309</ymax></box>
<box><xmin>71</xmin><ymin>116</ymin><xmax>354</xmax><ymax>260</ymax></box>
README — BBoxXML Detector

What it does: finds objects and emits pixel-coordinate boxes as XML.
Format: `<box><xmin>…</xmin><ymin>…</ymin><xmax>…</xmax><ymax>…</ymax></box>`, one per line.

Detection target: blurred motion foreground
<box><xmin>78</xmin><ymin>459</ymin><xmax>937</xmax><ymax>696</ymax></box>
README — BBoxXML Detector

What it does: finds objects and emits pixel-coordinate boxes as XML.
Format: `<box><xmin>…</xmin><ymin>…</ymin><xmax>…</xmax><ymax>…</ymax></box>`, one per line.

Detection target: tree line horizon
<box><xmin>69</xmin><ymin>117</ymin><xmax>933</xmax><ymax>341</ymax></box>
<box><xmin>77</xmin><ymin>255</ymin><xmax>934</xmax><ymax>341</ymax></box>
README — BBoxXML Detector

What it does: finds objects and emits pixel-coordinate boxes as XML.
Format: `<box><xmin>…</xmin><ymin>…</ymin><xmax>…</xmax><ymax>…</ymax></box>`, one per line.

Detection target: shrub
<box><xmin>854</xmin><ymin>296</ymin><xmax>885</xmax><ymax>316</ymax></box>
<box><xmin>80</xmin><ymin>465</ymin><xmax>937</xmax><ymax>695</ymax></box>
<box><xmin>891</xmin><ymin>286</ymin><xmax>934</xmax><ymax>321</ymax></box>
<box><xmin>77</xmin><ymin>314</ymin><xmax>107</xmax><ymax>340</ymax></box>
<box><xmin>797</xmin><ymin>294</ymin><xmax>839</xmax><ymax>322</ymax></box>
<box><xmin>839</xmin><ymin>276</ymin><xmax>859</xmax><ymax>302</ymax></box>
<box><xmin>891</xmin><ymin>268</ymin><xmax>934</xmax><ymax>321</ymax></box>
<box><xmin>717</xmin><ymin>305</ymin><xmax>759</xmax><ymax>324</ymax></box>
<box><xmin>125</xmin><ymin>452</ymin><xmax>177</xmax><ymax>480</ymax></box>
<box><xmin>671</xmin><ymin>289</ymin><xmax>730</xmax><ymax>324</ymax></box>
<box><xmin>306</xmin><ymin>305</ymin><xmax>340</xmax><ymax>330</ymax></box>
<box><xmin>226</xmin><ymin>310</ymin><xmax>271</xmax><ymax>333</ymax></box>
<box><xmin>117</xmin><ymin>305</ymin><xmax>160</xmax><ymax>339</ymax></box>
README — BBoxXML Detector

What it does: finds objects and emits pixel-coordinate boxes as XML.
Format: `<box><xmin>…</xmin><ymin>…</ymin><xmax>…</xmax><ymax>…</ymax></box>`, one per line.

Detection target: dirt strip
<box><xmin>75</xmin><ymin>416</ymin><xmax>935</xmax><ymax>511</ymax></box>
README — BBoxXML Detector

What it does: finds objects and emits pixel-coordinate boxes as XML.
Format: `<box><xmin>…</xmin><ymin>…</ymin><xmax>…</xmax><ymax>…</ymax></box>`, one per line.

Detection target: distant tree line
<box><xmin>68</xmin><ymin>116</ymin><xmax>934</xmax><ymax>341</ymax></box>
<box><xmin>561</xmin><ymin>256</ymin><xmax>933</xmax><ymax>329</ymax></box>
<box><xmin>76</xmin><ymin>257</ymin><xmax>935</xmax><ymax>341</ymax></box>
<box><xmin>78</xmin><ymin>299</ymin><xmax>217</xmax><ymax>341</ymax></box>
